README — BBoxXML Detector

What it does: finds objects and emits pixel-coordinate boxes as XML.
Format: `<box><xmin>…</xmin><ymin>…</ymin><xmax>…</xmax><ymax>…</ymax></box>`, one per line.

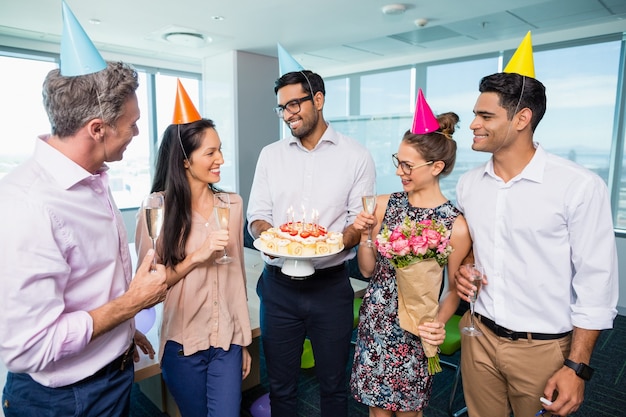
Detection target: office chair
<box><xmin>353</xmin><ymin>297</ymin><xmax>363</xmax><ymax>328</ymax></box>
<box><xmin>301</xmin><ymin>338</ymin><xmax>315</xmax><ymax>369</ymax></box>
<box><xmin>439</xmin><ymin>313</ymin><xmax>467</xmax><ymax>417</ymax></box>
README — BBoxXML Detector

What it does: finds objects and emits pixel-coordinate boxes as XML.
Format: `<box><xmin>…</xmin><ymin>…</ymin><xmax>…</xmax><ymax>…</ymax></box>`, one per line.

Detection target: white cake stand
<box><xmin>252</xmin><ymin>239</ymin><xmax>341</xmax><ymax>277</ymax></box>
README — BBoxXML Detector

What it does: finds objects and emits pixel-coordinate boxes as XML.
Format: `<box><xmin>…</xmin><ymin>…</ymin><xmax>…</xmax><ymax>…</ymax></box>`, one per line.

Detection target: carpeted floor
<box><xmin>131</xmin><ymin>314</ymin><xmax>626</xmax><ymax>417</ymax></box>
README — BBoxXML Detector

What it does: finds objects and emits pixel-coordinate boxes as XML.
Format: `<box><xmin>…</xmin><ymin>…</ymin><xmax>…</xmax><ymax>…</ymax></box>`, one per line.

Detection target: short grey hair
<box><xmin>42</xmin><ymin>61</ymin><xmax>139</xmax><ymax>138</ymax></box>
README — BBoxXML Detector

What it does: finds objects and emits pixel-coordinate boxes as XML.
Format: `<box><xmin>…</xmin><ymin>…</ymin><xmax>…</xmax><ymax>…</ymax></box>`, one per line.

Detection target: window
<box><xmin>534</xmin><ymin>41</ymin><xmax>619</xmax><ymax>183</ymax></box>
<box><xmin>0</xmin><ymin>55</ymin><xmax>56</xmax><ymax>180</ymax></box>
<box><xmin>360</xmin><ymin>69</ymin><xmax>413</xmax><ymax>115</ymax></box>
<box><xmin>330</xmin><ymin>69</ymin><xmax>415</xmax><ymax>194</ymax></box>
<box><xmin>0</xmin><ymin>51</ymin><xmax>202</xmax><ymax>210</ymax></box>
<box><xmin>155</xmin><ymin>74</ymin><xmax>200</xmax><ymax>145</ymax></box>
<box><xmin>328</xmin><ymin>37</ymin><xmax>625</xmax><ymax>231</ymax></box>
<box><xmin>324</xmin><ymin>77</ymin><xmax>349</xmax><ymax>118</ymax></box>
<box><xmin>427</xmin><ymin>57</ymin><xmax>498</xmax><ymax>203</ymax></box>
<box><xmin>110</xmin><ymin>73</ymin><xmax>201</xmax><ymax>208</ymax></box>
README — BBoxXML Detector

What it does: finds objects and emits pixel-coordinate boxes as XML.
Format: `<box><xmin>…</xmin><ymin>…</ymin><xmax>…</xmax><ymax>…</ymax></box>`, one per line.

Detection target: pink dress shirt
<box><xmin>135</xmin><ymin>192</ymin><xmax>252</xmax><ymax>360</ymax></box>
<box><xmin>0</xmin><ymin>136</ymin><xmax>134</xmax><ymax>387</ymax></box>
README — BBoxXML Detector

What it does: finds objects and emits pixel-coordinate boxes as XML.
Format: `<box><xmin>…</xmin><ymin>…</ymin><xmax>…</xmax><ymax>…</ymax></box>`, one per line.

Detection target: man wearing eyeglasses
<box><xmin>247</xmin><ymin>70</ymin><xmax>376</xmax><ymax>417</ymax></box>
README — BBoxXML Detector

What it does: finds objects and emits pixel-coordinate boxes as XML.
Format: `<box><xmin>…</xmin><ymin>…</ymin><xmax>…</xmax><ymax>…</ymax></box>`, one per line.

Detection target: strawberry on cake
<box><xmin>257</xmin><ymin>222</ymin><xmax>344</xmax><ymax>256</ymax></box>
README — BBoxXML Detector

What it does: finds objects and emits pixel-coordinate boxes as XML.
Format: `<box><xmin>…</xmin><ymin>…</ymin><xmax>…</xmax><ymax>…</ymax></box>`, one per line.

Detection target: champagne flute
<box><xmin>213</xmin><ymin>192</ymin><xmax>234</xmax><ymax>264</ymax></box>
<box><xmin>461</xmin><ymin>264</ymin><xmax>485</xmax><ymax>336</ymax></box>
<box><xmin>142</xmin><ymin>193</ymin><xmax>164</xmax><ymax>271</ymax></box>
<box><xmin>361</xmin><ymin>195</ymin><xmax>376</xmax><ymax>247</ymax></box>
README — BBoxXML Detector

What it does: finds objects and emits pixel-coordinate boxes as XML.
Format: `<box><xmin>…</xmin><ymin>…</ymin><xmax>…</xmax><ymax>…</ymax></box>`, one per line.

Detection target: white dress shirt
<box><xmin>247</xmin><ymin>123</ymin><xmax>376</xmax><ymax>269</ymax></box>
<box><xmin>456</xmin><ymin>143</ymin><xmax>618</xmax><ymax>333</ymax></box>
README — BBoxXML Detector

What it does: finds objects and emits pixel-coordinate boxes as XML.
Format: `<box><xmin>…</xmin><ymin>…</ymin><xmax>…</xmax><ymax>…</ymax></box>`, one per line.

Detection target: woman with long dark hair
<box><xmin>136</xmin><ymin>118</ymin><xmax>251</xmax><ymax>417</ymax></box>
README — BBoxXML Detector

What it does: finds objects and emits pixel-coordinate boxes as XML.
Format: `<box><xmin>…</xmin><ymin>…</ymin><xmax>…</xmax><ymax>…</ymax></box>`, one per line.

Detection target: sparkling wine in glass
<box><xmin>142</xmin><ymin>193</ymin><xmax>164</xmax><ymax>271</ymax></box>
<box><xmin>461</xmin><ymin>264</ymin><xmax>485</xmax><ymax>336</ymax></box>
<box><xmin>362</xmin><ymin>195</ymin><xmax>376</xmax><ymax>247</ymax></box>
<box><xmin>213</xmin><ymin>192</ymin><xmax>233</xmax><ymax>264</ymax></box>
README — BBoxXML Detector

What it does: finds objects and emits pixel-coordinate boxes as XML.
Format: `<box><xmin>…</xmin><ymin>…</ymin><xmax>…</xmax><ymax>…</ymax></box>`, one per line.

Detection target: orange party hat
<box><xmin>411</xmin><ymin>89</ymin><xmax>439</xmax><ymax>134</ymax></box>
<box><xmin>503</xmin><ymin>31</ymin><xmax>535</xmax><ymax>78</ymax></box>
<box><xmin>172</xmin><ymin>79</ymin><xmax>201</xmax><ymax>124</ymax></box>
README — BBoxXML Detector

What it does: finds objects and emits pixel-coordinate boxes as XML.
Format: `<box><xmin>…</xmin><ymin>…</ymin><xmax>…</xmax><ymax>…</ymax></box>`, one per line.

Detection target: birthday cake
<box><xmin>258</xmin><ymin>222</ymin><xmax>344</xmax><ymax>256</ymax></box>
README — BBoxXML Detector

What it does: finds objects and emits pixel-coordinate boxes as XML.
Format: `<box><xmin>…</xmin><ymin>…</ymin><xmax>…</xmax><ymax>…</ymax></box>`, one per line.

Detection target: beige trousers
<box><xmin>459</xmin><ymin>312</ymin><xmax>572</xmax><ymax>417</ymax></box>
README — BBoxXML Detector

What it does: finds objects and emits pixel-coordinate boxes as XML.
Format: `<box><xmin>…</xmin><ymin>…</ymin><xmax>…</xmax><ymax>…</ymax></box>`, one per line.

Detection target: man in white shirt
<box><xmin>247</xmin><ymin>69</ymin><xmax>375</xmax><ymax>417</ymax></box>
<box><xmin>455</xmin><ymin>71</ymin><xmax>618</xmax><ymax>417</ymax></box>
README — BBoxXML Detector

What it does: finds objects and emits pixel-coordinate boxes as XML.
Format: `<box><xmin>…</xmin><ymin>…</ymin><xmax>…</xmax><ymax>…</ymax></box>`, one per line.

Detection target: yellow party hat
<box><xmin>503</xmin><ymin>31</ymin><xmax>535</xmax><ymax>78</ymax></box>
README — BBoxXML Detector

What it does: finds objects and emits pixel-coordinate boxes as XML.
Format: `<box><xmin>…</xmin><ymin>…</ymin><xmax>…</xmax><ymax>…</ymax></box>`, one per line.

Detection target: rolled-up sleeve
<box><xmin>247</xmin><ymin>147</ymin><xmax>275</xmax><ymax>233</ymax></box>
<box><xmin>568</xmin><ymin>175</ymin><xmax>619</xmax><ymax>330</ymax></box>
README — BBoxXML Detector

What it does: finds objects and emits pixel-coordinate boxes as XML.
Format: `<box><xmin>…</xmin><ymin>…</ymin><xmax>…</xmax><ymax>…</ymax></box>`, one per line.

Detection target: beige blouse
<box><xmin>135</xmin><ymin>192</ymin><xmax>252</xmax><ymax>360</ymax></box>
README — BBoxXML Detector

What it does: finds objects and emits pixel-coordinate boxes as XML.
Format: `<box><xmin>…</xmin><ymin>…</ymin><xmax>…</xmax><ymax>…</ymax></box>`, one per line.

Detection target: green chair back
<box><xmin>440</xmin><ymin>314</ymin><xmax>462</xmax><ymax>356</ymax></box>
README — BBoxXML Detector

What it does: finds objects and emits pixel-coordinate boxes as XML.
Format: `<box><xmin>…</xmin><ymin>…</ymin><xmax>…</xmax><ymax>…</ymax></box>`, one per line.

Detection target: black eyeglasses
<box><xmin>274</xmin><ymin>95</ymin><xmax>313</xmax><ymax>118</ymax></box>
<box><xmin>392</xmin><ymin>153</ymin><xmax>433</xmax><ymax>175</ymax></box>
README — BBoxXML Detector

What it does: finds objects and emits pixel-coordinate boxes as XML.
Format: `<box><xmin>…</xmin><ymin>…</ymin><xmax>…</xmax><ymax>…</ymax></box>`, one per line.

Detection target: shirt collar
<box><xmin>484</xmin><ymin>142</ymin><xmax>545</xmax><ymax>184</ymax></box>
<box><xmin>35</xmin><ymin>135</ymin><xmax>109</xmax><ymax>190</ymax></box>
<box><xmin>288</xmin><ymin>122</ymin><xmax>338</xmax><ymax>149</ymax></box>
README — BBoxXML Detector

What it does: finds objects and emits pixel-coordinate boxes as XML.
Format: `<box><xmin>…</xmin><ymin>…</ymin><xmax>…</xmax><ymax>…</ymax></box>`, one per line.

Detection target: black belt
<box><xmin>265</xmin><ymin>263</ymin><xmax>347</xmax><ymax>280</ymax></box>
<box><xmin>69</xmin><ymin>343</ymin><xmax>135</xmax><ymax>386</ymax></box>
<box><xmin>477</xmin><ymin>314</ymin><xmax>571</xmax><ymax>341</ymax></box>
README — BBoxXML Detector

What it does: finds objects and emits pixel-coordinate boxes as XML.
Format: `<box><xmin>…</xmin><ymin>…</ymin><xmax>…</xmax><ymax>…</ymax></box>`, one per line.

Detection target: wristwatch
<box><xmin>564</xmin><ymin>359</ymin><xmax>594</xmax><ymax>381</ymax></box>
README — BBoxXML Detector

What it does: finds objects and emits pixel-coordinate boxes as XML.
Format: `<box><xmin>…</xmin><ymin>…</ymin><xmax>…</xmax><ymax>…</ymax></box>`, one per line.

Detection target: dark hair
<box><xmin>274</xmin><ymin>70</ymin><xmax>325</xmax><ymax>96</ymax></box>
<box><xmin>42</xmin><ymin>61</ymin><xmax>138</xmax><ymax>137</ymax></box>
<box><xmin>150</xmin><ymin>129</ymin><xmax>174</xmax><ymax>193</ymax></box>
<box><xmin>156</xmin><ymin>119</ymin><xmax>222</xmax><ymax>267</ymax></box>
<box><xmin>401</xmin><ymin>112</ymin><xmax>459</xmax><ymax>176</ymax></box>
<box><xmin>479</xmin><ymin>72</ymin><xmax>546</xmax><ymax>132</ymax></box>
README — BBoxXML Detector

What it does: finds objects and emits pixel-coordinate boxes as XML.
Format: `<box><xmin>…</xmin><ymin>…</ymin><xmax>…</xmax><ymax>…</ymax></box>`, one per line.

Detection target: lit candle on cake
<box><xmin>301</xmin><ymin>205</ymin><xmax>306</xmax><ymax>231</ymax></box>
<box><xmin>287</xmin><ymin>206</ymin><xmax>294</xmax><ymax>230</ymax></box>
<box><xmin>311</xmin><ymin>209</ymin><xmax>318</xmax><ymax>232</ymax></box>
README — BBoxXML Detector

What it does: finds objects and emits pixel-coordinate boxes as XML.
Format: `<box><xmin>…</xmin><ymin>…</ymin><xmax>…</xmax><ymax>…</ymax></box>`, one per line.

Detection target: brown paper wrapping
<box><xmin>395</xmin><ymin>258</ymin><xmax>443</xmax><ymax>359</ymax></box>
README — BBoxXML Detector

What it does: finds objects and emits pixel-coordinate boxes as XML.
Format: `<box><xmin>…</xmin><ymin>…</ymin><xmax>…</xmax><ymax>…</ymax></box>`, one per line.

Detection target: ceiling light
<box><xmin>163</xmin><ymin>32</ymin><xmax>207</xmax><ymax>48</ymax></box>
<box><xmin>89</xmin><ymin>18</ymin><xmax>101</xmax><ymax>25</ymax></box>
<box><xmin>211</xmin><ymin>16</ymin><xmax>224</xmax><ymax>21</ymax></box>
<box><xmin>381</xmin><ymin>4</ymin><xmax>406</xmax><ymax>15</ymax></box>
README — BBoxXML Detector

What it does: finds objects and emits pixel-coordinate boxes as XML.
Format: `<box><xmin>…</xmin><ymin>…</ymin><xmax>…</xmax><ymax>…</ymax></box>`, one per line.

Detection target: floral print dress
<box><xmin>350</xmin><ymin>192</ymin><xmax>461</xmax><ymax>412</ymax></box>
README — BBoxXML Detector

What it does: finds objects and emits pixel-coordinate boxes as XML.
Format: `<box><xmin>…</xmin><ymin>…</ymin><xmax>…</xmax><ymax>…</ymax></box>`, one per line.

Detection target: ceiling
<box><xmin>1</xmin><ymin>0</ymin><xmax>626</xmax><ymax>75</ymax></box>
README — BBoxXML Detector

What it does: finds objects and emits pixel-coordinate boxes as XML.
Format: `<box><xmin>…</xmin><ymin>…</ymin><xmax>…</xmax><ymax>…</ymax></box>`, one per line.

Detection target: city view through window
<box><xmin>1</xmin><ymin>38</ymin><xmax>625</xmax><ymax>228</ymax></box>
<box><xmin>0</xmin><ymin>56</ymin><xmax>199</xmax><ymax>212</ymax></box>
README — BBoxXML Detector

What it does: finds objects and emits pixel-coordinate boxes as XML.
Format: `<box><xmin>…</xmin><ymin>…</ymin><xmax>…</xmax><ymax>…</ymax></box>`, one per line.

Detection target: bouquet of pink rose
<box><xmin>376</xmin><ymin>217</ymin><xmax>453</xmax><ymax>269</ymax></box>
<box><xmin>375</xmin><ymin>216</ymin><xmax>454</xmax><ymax>374</ymax></box>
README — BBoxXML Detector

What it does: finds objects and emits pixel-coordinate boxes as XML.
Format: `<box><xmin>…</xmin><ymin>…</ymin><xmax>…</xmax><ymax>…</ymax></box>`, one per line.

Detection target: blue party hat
<box><xmin>60</xmin><ymin>1</ymin><xmax>106</xmax><ymax>76</ymax></box>
<box><xmin>277</xmin><ymin>43</ymin><xmax>304</xmax><ymax>76</ymax></box>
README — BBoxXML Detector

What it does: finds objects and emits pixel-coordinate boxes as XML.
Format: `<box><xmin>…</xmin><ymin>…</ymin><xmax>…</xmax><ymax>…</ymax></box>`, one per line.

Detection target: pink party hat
<box><xmin>503</xmin><ymin>31</ymin><xmax>535</xmax><ymax>78</ymax></box>
<box><xmin>60</xmin><ymin>1</ymin><xmax>106</xmax><ymax>76</ymax></box>
<box><xmin>172</xmin><ymin>79</ymin><xmax>202</xmax><ymax>124</ymax></box>
<box><xmin>411</xmin><ymin>89</ymin><xmax>439</xmax><ymax>134</ymax></box>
